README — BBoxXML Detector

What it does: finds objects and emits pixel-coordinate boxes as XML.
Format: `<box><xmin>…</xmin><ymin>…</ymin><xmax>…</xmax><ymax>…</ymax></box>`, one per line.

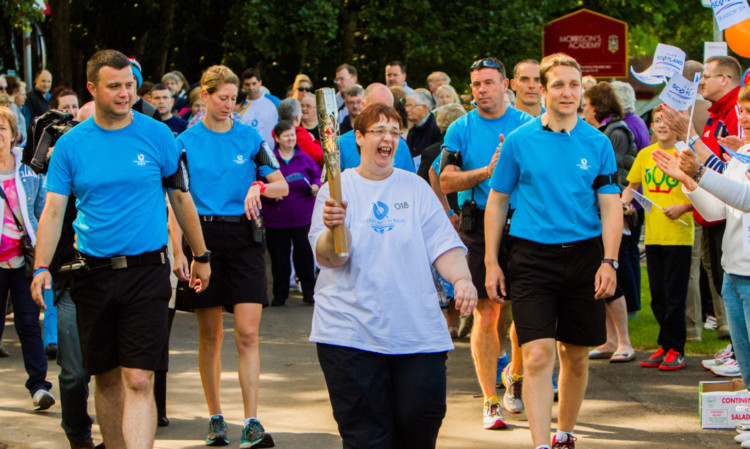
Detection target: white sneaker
<box><xmin>712</xmin><ymin>359</ymin><xmax>742</xmax><ymax>377</ymax></box>
<box><xmin>702</xmin><ymin>344</ymin><xmax>734</xmax><ymax>370</ymax></box>
<box><xmin>705</xmin><ymin>315</ymin><xmax>718</xmax><ymax>330</ymax></box>
<box><xmin>32</xmin><ymin>389</ymin><xmax>55</xmax><ymax>411</ymax></box>
<box><xmin>482</xmin><ymin>396</ymin><xmax>507</xmax><ymax>429</ymax></box>
<box><xmin>737</xmin><ymin>421</ymin><xmax>750</xmax><ymax>433</ymax></box>
<box><xmin>736</xmin><ymin>432</ymin><xmax>750</xmax><ymax>443</ymax></box>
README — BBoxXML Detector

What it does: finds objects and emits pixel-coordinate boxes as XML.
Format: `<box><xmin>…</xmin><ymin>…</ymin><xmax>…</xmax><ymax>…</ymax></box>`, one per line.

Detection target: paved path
<box><xmin>0</xmin><ymin>294</ymin><xmax>741</xmax><ymax>448</ymax></box>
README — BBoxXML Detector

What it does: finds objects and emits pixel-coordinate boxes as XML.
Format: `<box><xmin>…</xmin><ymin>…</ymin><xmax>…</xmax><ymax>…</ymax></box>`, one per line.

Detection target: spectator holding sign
<box><xmin>262</xmin><ymin>120</ymin><xmax>321</xmax><ymax>306</ymax></box>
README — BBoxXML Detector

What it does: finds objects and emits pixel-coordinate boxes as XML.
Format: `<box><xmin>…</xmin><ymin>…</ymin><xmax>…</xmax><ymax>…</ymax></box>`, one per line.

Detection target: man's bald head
<box><xmin>363</xmin><ymin>83</ymin><xmax>394</xmax><ymax>107</ymax></box>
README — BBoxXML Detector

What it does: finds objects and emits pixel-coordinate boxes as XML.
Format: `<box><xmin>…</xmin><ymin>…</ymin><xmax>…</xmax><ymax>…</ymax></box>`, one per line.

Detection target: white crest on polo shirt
<box><xmin>235</xmin><ymin>155</ymin><xmax>248</xmax><ymax>165</ymax></box>
<box><xmin>577</xmin><ymin>158</ymin><xmax>590</xmax><ymax>171</ymax></box>
<box><xmin>133</xmin><ymin>153</ymin><xmax>149</xmax><ymax>167</ymax></box>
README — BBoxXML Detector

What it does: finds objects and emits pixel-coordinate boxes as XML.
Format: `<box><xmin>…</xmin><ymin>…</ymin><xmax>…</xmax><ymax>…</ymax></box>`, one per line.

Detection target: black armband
<box><xmin>592</xmin><ymin>172</ymin><xmax>617</xmax><ymax>191</ymax></box>
<box><xmin>164</xmin><ymin>150</ymin><xmax>190</xmax><ymax>192</ymax></box>
<box><xmin>439</xmin><ymin>147</ymin><xmax>462</xmax><ymax>175</ymax></box>
<box><xmin>255</xmin><ymin>141</ymin><xmax>280</xmax><ymax>170</ymax></box>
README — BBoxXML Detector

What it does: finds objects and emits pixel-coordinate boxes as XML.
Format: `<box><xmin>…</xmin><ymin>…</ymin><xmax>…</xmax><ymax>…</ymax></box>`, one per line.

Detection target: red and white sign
<box><xmin>543</xmin><ymin>9</ymin><xmax>628</xmax><ymax>78</ymax></box>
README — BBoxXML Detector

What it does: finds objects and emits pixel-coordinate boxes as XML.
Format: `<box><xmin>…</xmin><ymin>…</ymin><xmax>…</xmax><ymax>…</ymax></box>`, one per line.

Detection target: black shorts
<box><xmin>184</xmin><ymin>220</ymin><xmax>268</xmax><ymax>311</ymax></box>
<box><xmin>509</xmin><ymin>237</ymin><xmax>606</xmax><ymax>347</ymax></box>
<box><xmin>71</xmin><ymin>262</ymin><xmax>172</xmax><ymax>375</ymax></box>
<box><xmin>459</xmin><ymin>209</ymin><xmax>511</xmax><ymax>300</ymax></box>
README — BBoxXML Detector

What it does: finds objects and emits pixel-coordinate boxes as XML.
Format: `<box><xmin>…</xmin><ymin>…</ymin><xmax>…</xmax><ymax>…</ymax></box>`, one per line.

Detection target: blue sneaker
<box><xmin>205</xmin><ymin>415</ymin><xmax>229</xmax><ymax>446</ymax></box>
<box><xmin>496</xmin><ymin>353</ymin><xmax>509</xmax><ymax>387</ymax></box>
<box><xmin>240</xmin><ymin>419</ymin><xmax>265</xmax><ymax>448</ymax></box>
<box><xmin>552</xmin><ymin>372</ymin><xmax>559</xmax><ymax>402</ymax></box>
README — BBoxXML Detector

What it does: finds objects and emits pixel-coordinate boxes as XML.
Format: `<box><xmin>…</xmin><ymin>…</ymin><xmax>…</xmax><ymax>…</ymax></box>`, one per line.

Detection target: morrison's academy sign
<box><xmin>543</xmin><ymin>9</ymin><xmax>628</xmax><ymax>78</ymax></box>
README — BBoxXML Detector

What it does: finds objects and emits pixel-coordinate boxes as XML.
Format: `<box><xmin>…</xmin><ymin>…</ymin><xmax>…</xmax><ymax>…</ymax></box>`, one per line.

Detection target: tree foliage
<box><xmin>2</xmin><ymin>0</ymin><xmax>727</xmax><ymax>98</ymax></box>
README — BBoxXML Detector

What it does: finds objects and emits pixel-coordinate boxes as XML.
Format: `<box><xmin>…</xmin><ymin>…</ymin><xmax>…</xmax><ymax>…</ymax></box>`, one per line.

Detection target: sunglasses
<box><xmin>470</xmin><ymin>58</ymin><xmax>504</xmax><ymax>76</ymax></box>
<box><xmin>297</xmin><ymin>86</ymin><xmax>313</xmax><ymax>92</ymax></box>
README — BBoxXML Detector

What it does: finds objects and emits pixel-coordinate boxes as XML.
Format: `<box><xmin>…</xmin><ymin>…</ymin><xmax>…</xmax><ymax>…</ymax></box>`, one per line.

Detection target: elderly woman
<box><xmin>0</xmin><ymin>106</ymin><xmax>52</xmax><ymax>408</ymax></box>
<box><xmin>583</xmin><ymin>82</ymin><xmax>638</xmax><ymax>363</ymax></box>
<box><xmin>310</xmin><ymin>103</ymin><xmax>477</xmax><ymax>449</ymax></box>
<box><xmin>292</xmin><ymin>74</ymin><xmax>313</xmax><ymax>102</ymax></box>
<box><xmin>435</xmin><ymin>84</ymin><xmax>461</xmax><ymax>108</ymax></box>
<box><xmin>299</xmin><ymin>93</ymin><xmax>320</xmax><ymax>142</ymax></box>
<box><xmin>162</xmin><ymin>71</ymin><xmax>189</xmax><ymax>113</ymax></box>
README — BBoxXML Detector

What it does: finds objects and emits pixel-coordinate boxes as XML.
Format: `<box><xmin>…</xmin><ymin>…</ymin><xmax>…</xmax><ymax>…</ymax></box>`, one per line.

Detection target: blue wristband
<box><xmin>446</xmin><ymin>210</ymin><xmax>455</xmax><ymax>217</ymax></box>
<box><xmin>33</xmin><ymin>267</ymin><xmax>49</xmax><ymax>278</ymax></box>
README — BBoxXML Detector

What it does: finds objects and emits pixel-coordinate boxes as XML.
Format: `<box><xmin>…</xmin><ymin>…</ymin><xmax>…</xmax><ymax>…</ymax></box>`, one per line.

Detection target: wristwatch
<box><xmin>193</xmin><ymin>250</ymin><xmax>212</xmax><ymax>263</ymax></box>
<box><xmin>602</xmin><ymin>258</ymin><xmax>619</xmax><ymax>270</ymax></box>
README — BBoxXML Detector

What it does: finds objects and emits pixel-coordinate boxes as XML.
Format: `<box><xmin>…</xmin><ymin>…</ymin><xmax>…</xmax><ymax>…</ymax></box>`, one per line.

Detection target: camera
<box><xmin>23</xmin><ymin>110</ymin><xmax>78</xmax><ymax>174</ymax></box>
<box><xmin>459</xmin><ymin>200</ymin><xmax>478</xmax><ymax>233</ymax></box>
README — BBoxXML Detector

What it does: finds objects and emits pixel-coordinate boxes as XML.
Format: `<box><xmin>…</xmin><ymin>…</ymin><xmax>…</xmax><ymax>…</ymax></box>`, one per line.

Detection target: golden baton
<box><xmin>316</xmin><ymin>88</ymin><xmax>349</xmax><ymax>257</ymax></box>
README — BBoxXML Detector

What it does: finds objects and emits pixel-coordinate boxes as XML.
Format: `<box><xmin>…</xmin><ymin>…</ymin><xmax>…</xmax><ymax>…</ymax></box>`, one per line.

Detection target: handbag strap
<box><xmin>0</xmin><ymin>186</ymin><xmax>26</xmax><ymax>234</ymax></box>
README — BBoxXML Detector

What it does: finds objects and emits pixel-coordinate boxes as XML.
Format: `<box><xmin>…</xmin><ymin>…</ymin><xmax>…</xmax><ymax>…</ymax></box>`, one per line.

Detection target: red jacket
<box><xmin>295</xmin><ymin>126</ymin><xmax>324</xmax><ymax>167</ymax></box>
<box><xmin>695</xmin><ymin>86</ymin><xmax>742</xmax><ymax>227</ymax></box>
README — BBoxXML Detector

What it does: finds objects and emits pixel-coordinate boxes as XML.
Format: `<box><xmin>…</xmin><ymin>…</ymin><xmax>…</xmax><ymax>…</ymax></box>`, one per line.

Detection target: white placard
<box><xmin>711</xmin><ymin>0</ymin><xmax>750</xmax><ymax>31</ymax></box>
<box><xmin>631</xmin><ymin>44</ymin><xmax>686</xmax><ymax>85</ymax></box>
<box><xmin>705</xmin><ymin>41</ymin><xmax>729</xmax><ymax>61</ymax></box>
<box><xmin>659</xmin><ymin>73</ymin><xmax>701</xmax><ymax>111</ymax></box>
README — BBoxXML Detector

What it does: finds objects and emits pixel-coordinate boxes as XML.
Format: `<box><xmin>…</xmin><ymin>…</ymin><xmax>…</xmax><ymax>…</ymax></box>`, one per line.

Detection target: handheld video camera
<box><xmin>23</xmin><ymin>110</ymin><xmax>78</xmax><ymax>174</ymax></box>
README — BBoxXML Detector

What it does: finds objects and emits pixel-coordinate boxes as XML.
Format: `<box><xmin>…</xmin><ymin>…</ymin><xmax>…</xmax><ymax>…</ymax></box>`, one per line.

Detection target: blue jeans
<box><xmin>43</xmin><ymin>290</ymin><xmax>58</xmax><ymax>347</ymax></box>
<box><xmin>723</xmin><ymin>273</ymin><xmax>750</xmax><ymax>387</ymax></box>
<box><xmin>56</xmin><ymin>289</ymin><xmax>93</xmax><ymax>440</ymax></box>
<box><xmin>0</xmin><ymin>267</ymin><xmax>51</xmax><ymax>394</ymax></box>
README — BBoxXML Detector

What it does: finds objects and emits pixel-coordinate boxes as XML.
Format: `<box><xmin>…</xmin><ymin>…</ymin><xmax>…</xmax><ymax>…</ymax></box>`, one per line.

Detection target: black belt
<box><xmin>514</xmin><ymin>236</ymin><xmax>598</xmax><ymax>250</ymax></box>
<box><xmin>80</xmin><ymin>247</ymin><xmax>168</xmax><ymax>270</ymax></box>
<box><xmin>200</xmin><ymin>215</ymin><xmax>248</xmax><ymax>223</ymax></box>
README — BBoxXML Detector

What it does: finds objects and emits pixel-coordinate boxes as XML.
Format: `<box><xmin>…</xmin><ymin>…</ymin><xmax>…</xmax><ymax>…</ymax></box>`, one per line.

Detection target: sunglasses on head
<box><xmin>471</xmin><ymin>58</ymin><xmax>504</xmax><ymax>75</ymax></box>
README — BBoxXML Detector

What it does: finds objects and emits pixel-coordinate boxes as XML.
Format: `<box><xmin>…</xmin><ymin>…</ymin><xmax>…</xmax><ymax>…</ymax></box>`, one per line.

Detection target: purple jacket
<box><xmin>623</xmin><ymin>112</ymin><xmax>650</xmax><ymax>150</ymax></box>
<box><xmin>261</xmin><ymin>146</ymin><xmax>322</xmax><ymax>228</ymax></box>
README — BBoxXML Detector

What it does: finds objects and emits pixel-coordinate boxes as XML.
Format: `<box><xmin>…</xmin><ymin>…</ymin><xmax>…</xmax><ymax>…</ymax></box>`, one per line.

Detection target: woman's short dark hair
<box><xmin>274</xmin><ymin>120</ymin><xmax>295</xmax><ymax>137</ymax></box>
<box><xmin>584</xmin><ymin>81</ymin><xmax>622</xmax><ymax>124</ymax></box>
<box><xmin>353</xmin><ymin>103</ymin><xmax>403</xmax><ymax>135</ymax></box>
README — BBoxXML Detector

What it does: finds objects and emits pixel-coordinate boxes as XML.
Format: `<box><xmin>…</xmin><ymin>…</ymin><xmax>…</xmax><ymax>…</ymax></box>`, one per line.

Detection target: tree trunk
<box><xmin>154</xmin><ymin>0</ymin><xmax>175</xmax><ymax>78</ymax></box>
<box><xmin>339</xmin><ymin>0</ymin><xmax>358</xmax><ymax>64</ymax></box>
<box><xmin>49</xmin><ymin>0</ymin><xmax>72</xmax><ymax>88</ymax></box>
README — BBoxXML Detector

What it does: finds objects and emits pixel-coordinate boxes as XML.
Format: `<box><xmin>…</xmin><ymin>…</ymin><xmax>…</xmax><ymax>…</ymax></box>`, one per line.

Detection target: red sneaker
<box><xmin>659</xmin><ymin>349</ymin><xmax>685</xmax><ymax>371</ymax></box>
<box><xmin>640</xmin><ymin>348</ymin><xmax>665</xmax><ymax>367</ymax></box>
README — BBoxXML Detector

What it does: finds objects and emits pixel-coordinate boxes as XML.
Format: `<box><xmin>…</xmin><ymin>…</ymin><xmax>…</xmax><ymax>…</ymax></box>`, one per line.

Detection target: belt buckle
<box><xmin>111</xmin><ymin>256</ymin><xmax>128</xmax><ymax>269</ymax></box>
<box><xmin>203</xmin><ymin>216</ymin><xmax>214</xmax><ymax>222</ymax></box>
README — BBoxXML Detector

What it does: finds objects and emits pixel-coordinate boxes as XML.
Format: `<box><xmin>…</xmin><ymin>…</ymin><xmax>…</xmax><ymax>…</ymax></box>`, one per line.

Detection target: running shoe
<box><xmin>640</xmin><ymin>348</ymin><xmax>665</xmax><ymax>367</ymax></box>
<box><xmin>205</xmin><ymin>415</ymin><xmax>229</xmax><ymax>446</ymax></box>
<box><xmin>240</xmin><ymin>419</ymin><xmax>265</xmax><ymax>448</ymax></box>
<box><xmin>704</xmin><ymin>315</ymin><xmax>718</xmax><ymax>330</ymax></box>
<box><xmin>496</xmin><ymin>353</ymin><xmax>509</xmax><ymax>387</ymax></box>
<box><xmin>712</xmin><ymin>358</ymin><xmax>742</xmax><ymax>377</ymax></box>
<box><xmin>32</xmin><ymin>389</ymin><xmax>55</xmax><ymax>411</ymax></box>
<box><xmin>552</xmin><ymin>434</ymin><xmax>576</xmax><ymax>448</ymax></box>
<box><xmin>701</xmin><ymin>344</ymin><xmax>733</xmax><ymax>370</ymax></box>
<box><xmin>501</xmin><ymin>366</ymin><xmax>524</xmax><ymax>414</ymax></box>
<box><xmin>483</xmin><ymin>396</ymin><xmax>507</xmax><ymax>429</ymax></box>
<box><xmin>658</xmin><ymin>349</ymin><xmax>685</xmax><ymax>371</ymax></box>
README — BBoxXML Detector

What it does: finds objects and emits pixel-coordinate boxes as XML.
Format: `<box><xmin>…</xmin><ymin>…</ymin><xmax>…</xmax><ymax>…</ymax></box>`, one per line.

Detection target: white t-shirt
<box><xmin>237</xmin><ymin>96</ymin><xmax>278</xmax><ymax>145</ymax></box>
<box><xmin>308</xmin><ymin>168</ymin><xmax>466</xmax><ymax>354</ymax></box>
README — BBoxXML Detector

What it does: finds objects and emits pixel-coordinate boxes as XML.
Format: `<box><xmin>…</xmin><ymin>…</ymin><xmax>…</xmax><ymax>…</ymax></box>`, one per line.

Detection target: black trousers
<box><xmin>317</xmin><ymin>344</ymin><xmax>447</xmax><ymax>449</ymax></box>
<box><xmin>646</xmin><ymin>245</ymin><xmax>692</xmax><ymax>355</ymax></box>
<box><xmin>265</xmin><ymin>225</ymin><xmax>316</xmax><ymax>302</ymax></box>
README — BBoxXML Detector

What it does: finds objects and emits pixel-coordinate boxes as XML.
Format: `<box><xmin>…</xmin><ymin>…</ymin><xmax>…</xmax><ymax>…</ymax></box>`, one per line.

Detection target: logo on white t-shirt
<box><xmin>133</xmin><ymin>154</ymin><xmax>149</xmax><ymax>167</ymax></box>
<box><xmin>371</xmin><ymin>201</ymin><xmax>395</xmax><ymax>234</ymax></box>
<box><xmin>577</xmin><ymin>158</ymin><xmax>590</xmax><ymax>171</ymax></box>
<box><xmin>235</xmin><ymin>155</ymin><xmax>248</xmax><ymax>165</ymax></box>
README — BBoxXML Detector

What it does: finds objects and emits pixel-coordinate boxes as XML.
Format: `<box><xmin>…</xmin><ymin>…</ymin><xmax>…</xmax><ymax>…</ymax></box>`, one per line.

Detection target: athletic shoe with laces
<box><xmin>701</xmin><ymin>344</ymin><xmax>733</xmax><ymax>370</ymax></box>
<box><xmin>658</xmin><ymin>349</ymin><xmax>685</xmax><ymax>371</ymax></box>
<box><xmin>711</xmin><ymin>358</ymin><xmax>742</xmax><ymax>377</ymax></box>
<box><xmin>552</xmin><ymin>434</ymin><xmax>576</xmax><ymax>448</ymax></box>
<box><xmin>240</xmin><ymin>419</ymin><xmax>265</xmax><ymax>448</ymax></box>
<box><xmin>501</xmin><ymin>366</ymin><xmax>524</xmax><ymax>414</ymax></box>
<box><xmin>205</xmin><ymin>415</ymin><xmax>229</xmax><ymax>446</ymax></box>
<box><xmin>640</xmin><ymin>348</ymin><xmax>665</xmax><ymax>367</ymax></box>
<box><xmin>483</xmin><ymin>396</ymin><xmax>507</xmax><ymax>429</ymax></box>
<box><xmin>704</xmin><ymin>315</ymin><xmax>718</xmax><ymax>330</ymax></box>
<box><xmin>32</xmin><ymin>389</ymin><xmax>55</xmax><ymax>411</ymax></box>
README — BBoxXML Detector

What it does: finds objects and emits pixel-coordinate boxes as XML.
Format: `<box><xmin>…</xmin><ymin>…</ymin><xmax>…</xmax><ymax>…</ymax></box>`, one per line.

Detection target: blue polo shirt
<box><xmin>442</xmin><ymin>107</ymin><xmax>532</xmax><ymax>209</ymax></box>
<box><xmin>177</xmin><ymin>120</ymin><xmax>278</xmax><ymax>216</ymax></box>
<box><xmin>491</xmin><ymin>116</ymin><xmax>620</xmax><ymax>244</ymax></box>
<box><xmin>338</xmin><ymin>130</ymin><xmax>416</xmax><ymax>173</ymax></box>
<box><xmin>45</xmin><ymin>112</ymin><xmax>180</xmax><ymax>257</ymax></box>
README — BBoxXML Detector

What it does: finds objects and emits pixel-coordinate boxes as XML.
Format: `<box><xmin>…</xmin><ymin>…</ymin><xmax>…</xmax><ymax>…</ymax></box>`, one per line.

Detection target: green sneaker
<box><xmin>240</xmin><ymin>419</ymin><xmax>265</xmax><ymax>448</ymax></box>
<box><xmin>205</xmin><ymin>415</ymin><xmax>229</xmax><ymax>446</ymax></box>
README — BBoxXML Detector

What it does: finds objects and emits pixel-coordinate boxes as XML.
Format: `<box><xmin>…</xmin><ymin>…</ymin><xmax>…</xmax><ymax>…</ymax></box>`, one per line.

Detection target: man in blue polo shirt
<box><xmin>30</xmin><ymin>49</ymin><xmax>210</xmax><ymax>449</ymax></box>
<box><xmin>339</xmin><ymin>83</ymin><xmax>416</xmax><ymax>173</ymax></box>
<box><xmin>484</xmin><ymin>53</ymin><xmax>621</xmax><ymax>449</ymax></box>
<box><xmin>439</xmin><ymin>57</ymin><xmax>532</xmax><ymax>430</ymax></box>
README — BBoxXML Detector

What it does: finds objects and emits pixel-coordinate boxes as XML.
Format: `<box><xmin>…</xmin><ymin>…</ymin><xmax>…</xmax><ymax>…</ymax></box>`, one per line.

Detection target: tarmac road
<box><xmin>0</xmin><ymin>292</ymin><xmax>741</xmax><ymax>448</ymax></box>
